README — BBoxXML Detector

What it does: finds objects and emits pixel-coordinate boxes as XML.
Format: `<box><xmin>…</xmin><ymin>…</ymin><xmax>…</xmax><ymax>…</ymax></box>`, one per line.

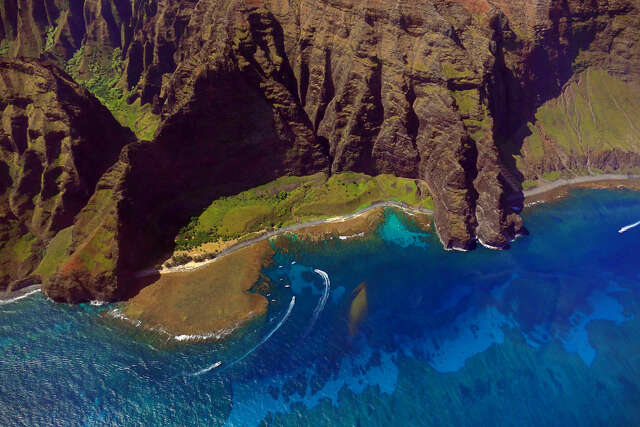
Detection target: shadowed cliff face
<box><xmin>146</xmin><ymin>0</ymin><xmax>522</xmax><ymax>249</ymax></box>
<box><xmin>147</xmin><ymin>0</ymin><xmax>639</xmax><ymax>248</ymax></box>
<box><xmin>0</xmin><ymin>58</ymin><xmax>134</xmax><ymax>293</ymax></box>
<box><xmin>1</xmin><ymin>0</ymin><xmax>640</xmax><ymax>301</ymax></box>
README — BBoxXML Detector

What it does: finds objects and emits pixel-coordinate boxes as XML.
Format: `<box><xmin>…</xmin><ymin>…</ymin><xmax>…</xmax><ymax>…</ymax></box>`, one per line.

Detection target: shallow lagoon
<box><xmin>1</xmin><ymin>189</ymin><xmax>640</xmax><ymax>425</ymax></box>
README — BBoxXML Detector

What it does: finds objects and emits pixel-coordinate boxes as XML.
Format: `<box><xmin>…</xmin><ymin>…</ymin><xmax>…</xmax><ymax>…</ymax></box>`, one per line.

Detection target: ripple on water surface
<box><xmin>2</xmin><ymin>190</ymin><xmax>640</xmax><ymax>425</ymax></box>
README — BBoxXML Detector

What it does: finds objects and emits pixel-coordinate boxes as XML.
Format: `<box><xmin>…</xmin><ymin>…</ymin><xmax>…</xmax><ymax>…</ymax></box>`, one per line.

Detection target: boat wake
<box><xmin>618</xmin><ymin>220</ymin><xmax>640</xmax><ymax>234</ymax></box>
<box><xmin>191</xmin><ymin>361</ymin><xmax>222</xmax><ymax>376</ymax></box>
<box><xmin>192</xmin><ymin>296</ymin><xmax>296</xmax><ymax>376</ymax></box>
<box><xmin>0</xmin><ymin>287</ymin><xmax>41</xmax><ymax>306</ymax></box>
<box><xmin>303</xmin><ymin>269</ymin><xmax>331</xmax><ymax>337</ymax></box>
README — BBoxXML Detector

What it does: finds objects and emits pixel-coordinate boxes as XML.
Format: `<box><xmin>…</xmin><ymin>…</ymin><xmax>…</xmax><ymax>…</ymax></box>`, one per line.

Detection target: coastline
<box><xmin>138</xmin><ymin>175</ymin><xmax>640</xmax><ymax>277</ymax></box>
<box><xmin>121</xmin><ymin>241</ymin><xmax>274</xmax><ymax>339</ymax></box>
<box><xmin>118</xmin><ymin>203</ymin><xmax>430</xmax><ymax>342</ymax></box>
<box><xmin>109</xmin><ymin>176</ymin><xmax>639</xmax><ymax>341</ymax></box>
<box><xmin>0</xmin><ymin>284</ymin><xmax>42</xmax><ymax>305</ymax></box>
<box><xmin>137</xmin><ymin>201</ymin><xmax>434</xmax><ymax>277</ymax></box>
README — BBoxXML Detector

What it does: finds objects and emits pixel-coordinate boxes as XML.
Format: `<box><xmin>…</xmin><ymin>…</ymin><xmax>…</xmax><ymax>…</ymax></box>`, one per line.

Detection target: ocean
<box><xmin>1</xmin><ymin>188</ymin><xmax>640</xmax><ymax>426</ymax></box>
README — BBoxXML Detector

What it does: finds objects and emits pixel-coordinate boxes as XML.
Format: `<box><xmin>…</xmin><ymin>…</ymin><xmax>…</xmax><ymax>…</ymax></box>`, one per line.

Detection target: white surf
<box><xmin>0</xmin><ymin>287</ymin><xmax>41</xmax><ymax>306</ymax></box>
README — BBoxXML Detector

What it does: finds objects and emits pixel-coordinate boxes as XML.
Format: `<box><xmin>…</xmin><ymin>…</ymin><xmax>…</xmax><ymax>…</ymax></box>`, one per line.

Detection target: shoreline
<box><xmin>137</xmin><ymin>174</ymin><xmax>640</xmax><ymax>277</ymax></box>
<box><xmin>523</xmin><ymin>174</ymin><xmax>640</xmax><ymax>199</ymax></box>
<box><xmin>0</xmin><ymin>284</ymin><xmax>42</xmax><ymax>305</ymax></box>
<box><xmin>136</xmin><ymin>201</ymin><xmax>433</xmax><ymax>277</ymax></box>
<box><xmin>105</xmin><ymin>176</ymin><xmax>640</xmax><ymax>341</ymax></box>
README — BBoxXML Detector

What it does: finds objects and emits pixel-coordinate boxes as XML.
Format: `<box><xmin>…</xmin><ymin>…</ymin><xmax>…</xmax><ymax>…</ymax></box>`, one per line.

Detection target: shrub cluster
<box><xmin>164</xmin><ymin>251</ymin><xmax>217</xmax><ymax>268</ymax></box>
<box><xmin>175</xmin><ymin>217</ymin><xmax>220</xmax><ymax>250</ymax></box>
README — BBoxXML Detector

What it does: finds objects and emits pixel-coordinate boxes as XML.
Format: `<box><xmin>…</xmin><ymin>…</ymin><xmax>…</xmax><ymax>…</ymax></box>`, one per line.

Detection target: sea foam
<box><xmin>0</xmin><ymin>287</ymin><xmax>41</xmax><ymax>306</ymax></box>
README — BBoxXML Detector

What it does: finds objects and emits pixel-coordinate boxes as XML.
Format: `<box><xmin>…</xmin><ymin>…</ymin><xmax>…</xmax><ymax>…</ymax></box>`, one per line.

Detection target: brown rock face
<box><xmin>1</xmin><ymin>0</ymin><xmax>640</xmax><ymax>301</ymax></box>
<box><xmin>0</xmin><ymin>58</ymin><xmax>133</xmax><ymax>293</ymax></box>
<box><xmin>142</xmin><ymin>0</ymin><xmax>521</xmax><ymax>249</ymax></box>
<box><xmin>137</xmin><ymin>0</ymin><xmax>639</xmax><ymax>248</ymax></box>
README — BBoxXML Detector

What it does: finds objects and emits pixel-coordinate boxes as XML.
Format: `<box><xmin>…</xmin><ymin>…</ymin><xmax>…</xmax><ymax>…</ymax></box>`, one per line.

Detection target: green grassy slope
<box><xmin>175</xmin><ymin>172</ymin><xmax>433</xmax><ymax>251</ymax></box>
<box><xmin>65</xmin><ymin>47</ymin><xmax>160</xmax><ymax>141</ymax></box>
<box><xmin>514</xmin><ymin>68</ymin><xmax>640</xmax><ymax>187</ymax></box>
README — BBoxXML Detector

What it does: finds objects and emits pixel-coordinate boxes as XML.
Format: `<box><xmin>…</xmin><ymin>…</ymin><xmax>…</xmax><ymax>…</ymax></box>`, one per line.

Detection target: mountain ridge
<box><xmin>1</xmin><ymin>0</ymin><xmax>640</xmax><ymax>301</ymax></box>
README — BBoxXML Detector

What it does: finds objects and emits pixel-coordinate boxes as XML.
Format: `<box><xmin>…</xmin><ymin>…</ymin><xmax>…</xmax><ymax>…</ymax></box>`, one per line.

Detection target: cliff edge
<box><xmin>1</xmin><ymin>0</ymin><xmax>640</xmax><ymax>301</ymax></box>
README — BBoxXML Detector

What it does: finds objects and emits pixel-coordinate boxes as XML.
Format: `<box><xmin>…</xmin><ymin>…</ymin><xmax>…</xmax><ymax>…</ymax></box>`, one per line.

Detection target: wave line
<box><xmin>0</xmin><ymin>287</ymin><xmax>41</xmax><ymax>306</ymax></box>
<box><xmin>619</xmin><ymin>220</ymin><xmax>640</xmax><ymax>234</ymax></box>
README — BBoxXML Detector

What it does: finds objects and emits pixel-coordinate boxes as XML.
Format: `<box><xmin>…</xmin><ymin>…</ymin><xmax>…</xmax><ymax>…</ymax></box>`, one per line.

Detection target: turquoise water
<box><xmin>2</xmin><ymin>189</ymin><xmax>640</xmax><ymax>425</ymax></box>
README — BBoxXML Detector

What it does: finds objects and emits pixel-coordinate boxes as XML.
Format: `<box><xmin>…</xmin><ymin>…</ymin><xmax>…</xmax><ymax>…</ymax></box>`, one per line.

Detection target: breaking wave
<box><xmin>174</xmin><ymin>328</ymin><xmax>237</xmax><ymax>342</ymax></box>
<box><xmin>339</xmin><ymin>232</ymin><xmax>365</xmax><ymax>240</ymax></box>
<box><xmin>0</xmin><ymin>287</ymin><xmax>41</xmax><ymax>306</ymax></box>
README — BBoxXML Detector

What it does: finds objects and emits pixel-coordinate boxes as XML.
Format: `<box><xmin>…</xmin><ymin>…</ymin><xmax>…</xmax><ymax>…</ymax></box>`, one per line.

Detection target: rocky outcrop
<box><xmin>1</xmin><ymin>0</ymin><xmax>640</xmax><ymax>301</ymax></box>
<box><xmin>44</xmin><ymin>40</ymin><xmax>330</xmax><ymax>302</ymax></box>
<box><xmin>0</xmin><ymin>58</ymin><xmax>133</xmax><ymax>292</ymax></box>
<box><xmin>144</xmin><ymin>0</ymin><xmax>638</xmax><ymax>248</ymax></box>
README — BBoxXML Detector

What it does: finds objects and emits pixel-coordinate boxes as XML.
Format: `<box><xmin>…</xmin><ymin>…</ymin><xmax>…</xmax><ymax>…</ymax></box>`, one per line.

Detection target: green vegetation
<box><xmin>0</xmin><ymin>39</ymin><xmax>9</xmax><ymax>56</ymax></box>
<box><xmin>527</xmin><ymin>69</ymin><xmax>640</xmax><ymax>158</ymax></box>
<box><xmin>11</xmin><ymin>232</ymin><xmax>37</xmax><ymax>263</ymax></box>
<box><xmin>441</xmin><ymin>62</ymin><xmax>474</xmax><ymax>80</ymax></box>
<box><xmin>65</xmin><ymin>46</ymin><xmax>160</xmax><ymax>140</ymax></box>
<box><xmin>522</xmin><ymin>123</ymin><xmax>546</xmax><ymax>162</ymax></box>
<box><xmin>522</xmin><ymin>180</ymin><xmax>539</xmax><ymax>191</ymax></box>
<box><xmin>452</xmin><ymin>89</ymin><xmax>481</xmax><ymax>117</ymax></box>
<box><xmin>77</xmin><ymin>225</ymin><xmax>115</xmax><ymax>274</ymax></box>
<box><xmin>34</xmin><ymin>226</ymin><xmax>73</xmax><ymax>279</ymax></box>
<box><xmin>175</xmin><ymin>172</ymin><xmax>433</xmax><ymax>251</ymax></box>
<box><xmin>510</xmin><ymin>68</ymin><xmax>640</xmax><ymax>181</ymax></box>
<box><xmin>542</xmin><ymin>171</ymin><xmax>563</xmax><ymax>181</ymax></box>
<box><xmin>44</xmin><ymin>25</ymin><xmax>57</xmax><ymax>52</ymax></box>
<box><xmin>451</xmin><ymin>88</ymin><xmax>493</xmax><ymax>143</ymax></box>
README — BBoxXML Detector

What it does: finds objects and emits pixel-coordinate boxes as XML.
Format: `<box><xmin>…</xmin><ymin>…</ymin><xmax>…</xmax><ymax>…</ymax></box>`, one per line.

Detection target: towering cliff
<box><xmin>0</xmin><ymin>58</ymin><xmax>133</xmax><ymax>292</ymax></box>
<box><xmin>1</xmin><ymin>0</ymin><xmax>640</xmax><ymax>301</ymax></box>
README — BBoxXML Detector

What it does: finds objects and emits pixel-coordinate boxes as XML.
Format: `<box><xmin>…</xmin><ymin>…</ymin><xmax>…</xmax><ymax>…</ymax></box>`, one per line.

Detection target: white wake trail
<box><xmin>192</xmin><ymin>361</ymin><xmax>222</xmax><ymax>376</ymax></box>
<box><xmin>303</xmin><ymin>269</ymin><xmax>331</xmax><ymax>336</ymax></box>
<box><xmin>618</xmin><ymin>220</ymin><xmax>640</xmax><ymax>234</ymax></box>
<box><xmin>192</xmin><ymin>296</ymin><xmax>296</xmax><ymax>376</ymax></box>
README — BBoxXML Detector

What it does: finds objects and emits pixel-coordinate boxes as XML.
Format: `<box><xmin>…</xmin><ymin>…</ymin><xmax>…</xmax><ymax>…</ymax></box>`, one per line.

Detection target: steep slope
<box><xmin>44</xmin><ymin>65</ymin><xmax>329</xmax><ymax>302</ymax></box>
<box><xmin>1</xmin><ymin>0</ymin><xmax>640</xmax><ymax>302</ymax></box>
<box><xmin>513</xmin><ymin>69</ymin><xmax>640</xmax><ymax>184</ymax></box>
<box><xmin>0</xmin><ymin>58</ymin><xmax>133</xmax><ymax>293</ymax></box>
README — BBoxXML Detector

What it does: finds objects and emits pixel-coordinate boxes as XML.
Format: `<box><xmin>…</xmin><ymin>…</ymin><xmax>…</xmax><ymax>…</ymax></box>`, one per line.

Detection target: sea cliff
<box><xmin>1</xmin><ymin>0</ymin><xmax>640</xmax><ymax>302</ymax></box>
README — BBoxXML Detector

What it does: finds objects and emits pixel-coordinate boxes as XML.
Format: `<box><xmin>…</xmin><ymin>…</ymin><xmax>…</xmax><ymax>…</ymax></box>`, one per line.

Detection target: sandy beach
<box><xmin>136</xmin><ymin>201</ymin><xmax>434</xmax><ymax>277</ymax></box>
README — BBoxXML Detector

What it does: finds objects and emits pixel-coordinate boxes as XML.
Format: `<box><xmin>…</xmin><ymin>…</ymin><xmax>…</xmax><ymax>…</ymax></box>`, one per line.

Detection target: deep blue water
<box><xmin>2</xmin><ymin>189</ymin><xmax>640</xmax><ymax>426</ymax></box>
